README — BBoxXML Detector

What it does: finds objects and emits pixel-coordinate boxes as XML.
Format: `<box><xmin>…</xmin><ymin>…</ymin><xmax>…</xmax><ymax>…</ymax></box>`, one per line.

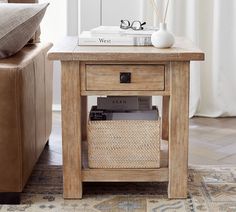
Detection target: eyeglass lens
<box><xmin>120</xmin><ymin>20</ymin><xmax>146</xmax><ymax>30</ymax></box>
<box><xmin>120</xmin><ymin>20</ymin><xmax>130</xmax><ymax>29</ymax></box>
<box><xmin>131</xmin><ymin>21</ymin><xmax>142</xmax><ymax>30</ymax></box>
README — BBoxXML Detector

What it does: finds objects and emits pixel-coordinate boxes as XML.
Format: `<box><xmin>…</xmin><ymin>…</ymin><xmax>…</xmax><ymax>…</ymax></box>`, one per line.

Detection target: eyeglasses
<box><xmin>120</xmin><ymin>20</ymin><xmax>146</xmax><ymax>30</ymax></box>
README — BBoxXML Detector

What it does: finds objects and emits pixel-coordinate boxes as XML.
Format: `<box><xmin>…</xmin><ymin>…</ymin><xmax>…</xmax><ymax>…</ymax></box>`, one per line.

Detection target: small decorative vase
<box><xmin>151</xmin><ymin>22</ymin><xmax>175</xmax><ymax>48</ymax></box>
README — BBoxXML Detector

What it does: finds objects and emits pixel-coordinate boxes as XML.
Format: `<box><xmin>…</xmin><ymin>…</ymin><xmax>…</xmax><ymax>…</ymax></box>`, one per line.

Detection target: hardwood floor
<box><xmin>38</xmin><ymin>112</ymin><xmax>236</xmax><ymax>166</ymax></box>
<box><xmin>189</xmin><ymin>117</ymin><xmax>236</xmax><ymax>165</ymax></box>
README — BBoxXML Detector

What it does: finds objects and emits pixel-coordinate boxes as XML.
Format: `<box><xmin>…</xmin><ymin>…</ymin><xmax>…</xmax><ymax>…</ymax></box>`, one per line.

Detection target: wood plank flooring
<box><xmin>38</xmin><ymin>112</ymin><xmax>236</xmax><ymax>166</ymax></box>
<box><xmin>189</xmin><ymin>117</ymin><xmax>236</xmax><ymax>165</ymax></box>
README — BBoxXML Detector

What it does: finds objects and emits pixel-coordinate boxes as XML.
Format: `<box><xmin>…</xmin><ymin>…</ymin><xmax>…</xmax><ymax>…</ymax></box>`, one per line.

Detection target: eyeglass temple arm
<box><xmin>141</xmin><ymin>22</ymin><xmax>146</xmax><ymax>26</ymax></box>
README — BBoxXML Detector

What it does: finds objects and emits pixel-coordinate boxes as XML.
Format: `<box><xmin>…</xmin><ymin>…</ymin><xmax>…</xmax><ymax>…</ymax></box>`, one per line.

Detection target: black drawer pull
<box><xmin>120</xmin><ymin>72</ymin><xmax>131</xmax><ymax>83</ymax></box>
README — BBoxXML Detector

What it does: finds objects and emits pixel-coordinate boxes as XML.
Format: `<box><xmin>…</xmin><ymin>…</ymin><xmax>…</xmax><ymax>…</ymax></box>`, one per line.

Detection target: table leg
<box><xmin>81</xmin><ymin>96</ymin><xmax>87</xmax><ymax>141</ymax></box>
<box><xmin>61</xmin><ymin>61</ymin><xmax>82</xmax><ymax>199</ymax></box>
<box><xmin>168</xmin><ymin>62</ymin><xmax>190</xmax><ymax>199</ymax></box>
<box><xmin>162</xmin><ymin>96</ymin><xmax>170</xmax><ymax>141</ymax></box>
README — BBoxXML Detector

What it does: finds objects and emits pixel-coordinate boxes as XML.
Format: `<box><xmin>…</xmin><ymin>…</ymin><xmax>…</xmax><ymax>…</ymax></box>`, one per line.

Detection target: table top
<box><xmin>48</xmin><ymin>36</ymin><xmax>204</xmax><ymax>62</ymax></box>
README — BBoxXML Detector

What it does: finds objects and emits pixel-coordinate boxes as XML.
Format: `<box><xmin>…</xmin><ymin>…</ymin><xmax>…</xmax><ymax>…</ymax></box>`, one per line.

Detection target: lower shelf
<box><xmin>82</xmin><ymin>140</ymin><xmax>169</xmax><ymax>182</ymax></box>
<box><xmin>82</xmin><ymin>168</ymin><xmax>168</xmax><ymax>182</ymax></box>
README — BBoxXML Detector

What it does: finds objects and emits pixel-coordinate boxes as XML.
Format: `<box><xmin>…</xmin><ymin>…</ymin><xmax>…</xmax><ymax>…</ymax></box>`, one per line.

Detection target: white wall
<box><xmin>41</xmin><ymin>0</ymin><xmax>81</xmax><ymax>110</ymax></box>
<box><xmin>101</xmin><ymin>0</ymin><xmax>143</xmax><ymax>25</ymax></box>
<box><xmin>40</xmin><ymin>0</ymin><xmax>67</xmax><ymax>109</ymax></box>
<box><xmin>67</xmin><ymin>0</ymin><xmax>79</xmax><ymax>35</ymax></box>
<box><xmin>79</xmin><ymin>0</ymin><xmax>101</xmax><ymax>32</ymax></box>
<box><xmin>79</xmin><ymin>0</ymin><xmax>144</xmax><ymax>32</ymax></box>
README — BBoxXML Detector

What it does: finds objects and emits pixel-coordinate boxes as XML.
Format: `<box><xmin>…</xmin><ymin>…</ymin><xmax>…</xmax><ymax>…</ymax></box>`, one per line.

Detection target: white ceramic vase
<box><xmin>151</xmin><ymin>22</ymin><xmax>175</xmax><ymax>48</ymax></box>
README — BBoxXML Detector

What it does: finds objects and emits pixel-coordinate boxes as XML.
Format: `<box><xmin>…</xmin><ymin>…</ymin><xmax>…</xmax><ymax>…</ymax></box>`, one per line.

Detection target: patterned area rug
<box><xmin>1</xmin><ymin>165</ymin><xmax>236</xmax><ymax>212</ymax></box>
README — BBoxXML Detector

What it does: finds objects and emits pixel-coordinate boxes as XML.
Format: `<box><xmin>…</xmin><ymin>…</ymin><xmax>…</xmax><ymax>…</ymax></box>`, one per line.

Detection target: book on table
<box><xmin>78</xmin><ymin>25</ymin><xmax>158</xmax><ymax>46</ymax></box>
<box><xmin>90</xmin><ymin>26</ymin><xmax>157</xmax><ymax>36</ymax></box>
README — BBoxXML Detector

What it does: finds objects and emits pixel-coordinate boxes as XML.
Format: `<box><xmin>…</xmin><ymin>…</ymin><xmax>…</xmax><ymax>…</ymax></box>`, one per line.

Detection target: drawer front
<box><xmin>86</xmin><ymin>64</ymin><xmax>165</xmax><ymax>91</ymax></box>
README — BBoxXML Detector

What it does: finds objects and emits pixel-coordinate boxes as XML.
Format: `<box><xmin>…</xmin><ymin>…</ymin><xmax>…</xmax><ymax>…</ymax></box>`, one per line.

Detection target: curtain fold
<box><xmin>145</xmin><ymin>0</ymin><xmax>236</xmax><ymax>117</ymax></box>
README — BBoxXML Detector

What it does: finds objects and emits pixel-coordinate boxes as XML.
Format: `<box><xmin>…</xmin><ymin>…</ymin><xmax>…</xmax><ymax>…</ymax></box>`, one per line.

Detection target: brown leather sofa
<box><xmin>0</xmin><ymin>0</ymin><xmax>53</xmax><ymax>204</ymax></box>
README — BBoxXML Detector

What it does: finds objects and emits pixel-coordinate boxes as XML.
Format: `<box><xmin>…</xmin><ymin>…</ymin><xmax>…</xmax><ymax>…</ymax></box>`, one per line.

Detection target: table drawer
<box><xmin>86</xmin><ymin>64</ymin><xmax>165</xmax><ymax>91</ymax></box>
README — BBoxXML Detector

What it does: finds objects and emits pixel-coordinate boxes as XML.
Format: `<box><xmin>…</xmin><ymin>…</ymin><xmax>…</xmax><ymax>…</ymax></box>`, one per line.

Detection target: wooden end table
<box><xmin>48</xmin><ymin>37</ymin><xmax>204</xmax><ymax>199</ymax></box>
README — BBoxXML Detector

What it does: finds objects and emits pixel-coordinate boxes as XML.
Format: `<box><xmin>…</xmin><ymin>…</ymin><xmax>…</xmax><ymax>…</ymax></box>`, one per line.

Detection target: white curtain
<box><xmin>144</xmin><ymin>0</ymin><xmax>236</xmax><ymax>117</ymax></box>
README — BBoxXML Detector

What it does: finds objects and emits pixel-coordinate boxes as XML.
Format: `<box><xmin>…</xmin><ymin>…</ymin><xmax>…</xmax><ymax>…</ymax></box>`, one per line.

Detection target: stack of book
<box><xmin>90</xmin><ymin>96</ymin><xmax>159</xmax><ymax>121</ymax></box>
<box><xmin>78</xmin><ymin>26</ymin><xmax>157</xmax><ymax>46</ymax></box>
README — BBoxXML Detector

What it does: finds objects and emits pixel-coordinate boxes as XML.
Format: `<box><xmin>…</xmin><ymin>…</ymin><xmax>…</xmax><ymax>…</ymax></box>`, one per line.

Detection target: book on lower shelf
<box><xmin>89</xmin><ymin>105</ymin><xmax>159</xmax><ymax>121</ymax></box>
<box><xmin>97</xmin><ymin>96</ymin><xmax>152</xmax><ymax>111</ymax></box>
<box><xmin>90</xmin><ymin>96</ymin><xmax>158</xmax><ymax>121</ymax></box>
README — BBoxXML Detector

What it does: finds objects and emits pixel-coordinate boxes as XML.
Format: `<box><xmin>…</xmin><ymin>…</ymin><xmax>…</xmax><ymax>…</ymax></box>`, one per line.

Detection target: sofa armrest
<box><xmin>0</xmin><ymin>43</ymin><xmax>52</xmax><ymax>71</ymax></box>
<box><xmin>0</xmin><ymin>42</ymin><xmax>53</xmax><ymax>192</ymax></box>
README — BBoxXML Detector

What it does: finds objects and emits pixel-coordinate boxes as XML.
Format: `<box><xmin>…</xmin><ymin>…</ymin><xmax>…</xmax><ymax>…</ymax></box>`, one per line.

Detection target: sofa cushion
<box><xmin>8</xmin><ymin>0</ymin><xmax>41</xmax><ymax>43</ymax></box>
<box><xmin>0</xmin><ymin>3</ymin><xmax>48</xmax><ymax>58</ymax></box>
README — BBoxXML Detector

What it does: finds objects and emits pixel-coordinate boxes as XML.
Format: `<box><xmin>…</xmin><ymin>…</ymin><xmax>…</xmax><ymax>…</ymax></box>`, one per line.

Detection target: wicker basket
<box><xmin>87</xmin><ymin>118</ymin><xmax>161</xmax><ymax>169</ymax></box>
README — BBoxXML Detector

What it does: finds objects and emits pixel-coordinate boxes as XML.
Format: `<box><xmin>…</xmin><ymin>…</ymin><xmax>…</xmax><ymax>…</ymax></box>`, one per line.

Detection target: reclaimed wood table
<box><xmin>48</xmin><ymin>37</ymin><xmax>204</xmax><ymax>199</ymax></box>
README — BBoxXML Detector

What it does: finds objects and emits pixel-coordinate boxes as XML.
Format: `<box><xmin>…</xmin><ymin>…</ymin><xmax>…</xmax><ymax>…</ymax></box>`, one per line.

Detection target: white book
<box><xmin>78</xmin><ymin>31</ymin><xmax>151</xmax><ymax>46</ymax></box>
<box><xmin>91</xmin><ymin>25</ymin><xmax>157</xmax><ymax>36</ymax></box>
<box><xmin>90</xmin><ymin>26</ymin><xmax>122</xmax><ymax>34</ymax></box>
